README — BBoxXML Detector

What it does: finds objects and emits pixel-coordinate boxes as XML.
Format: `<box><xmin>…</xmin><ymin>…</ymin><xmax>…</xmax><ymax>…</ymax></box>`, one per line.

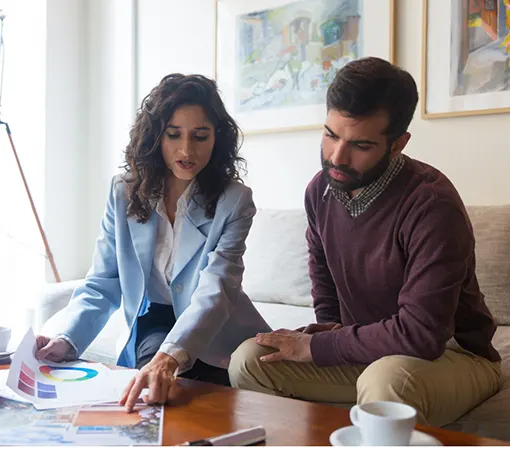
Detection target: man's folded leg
<box><xmin>228</xmin><ymin>337</ymin><xmax>365</xmax><ymax>404</ymax></box>
<box><xmin>356</xmin><ymin>347</ymin><xmax>502</xmax><ymax>427</ymax></box>
<box><xmin>229</xmin><ymin>338</ymin><xmax>502</xmax><ymax>427</ymax></box>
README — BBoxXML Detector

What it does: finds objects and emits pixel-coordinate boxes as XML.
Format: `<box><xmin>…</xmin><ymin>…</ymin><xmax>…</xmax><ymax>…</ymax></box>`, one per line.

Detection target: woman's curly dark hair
<box><xmin>122</xmin><ymin>73</ymin><xmax>245</xmax><ymax>223</ymax></box>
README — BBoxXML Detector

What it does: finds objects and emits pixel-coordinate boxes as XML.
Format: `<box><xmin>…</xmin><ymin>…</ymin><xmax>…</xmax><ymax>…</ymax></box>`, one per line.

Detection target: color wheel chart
<box><xmin>17</xmin><ymin>363</ymin><xmax>100</xmax><ymax>400</ymax></box>
<box><xmin>40</xmin><ymin>365</ymin><xmax>99</xmax><ymax>382</ymax></box>
<box><xmin>7</xmin><ymin>329</ymin><xmax>125</xmax><ymax>410</ymax></box>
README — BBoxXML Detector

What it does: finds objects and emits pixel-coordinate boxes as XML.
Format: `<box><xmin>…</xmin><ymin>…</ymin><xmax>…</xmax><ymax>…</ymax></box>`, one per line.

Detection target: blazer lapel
<box><xmin>172</xmin><ymin>197</ymin><xmax>212</xmax><ymax>281</ymax></box>
<box><xmin>127</xmin><ymin>211</ymin><xmax>158</xmax><ymax>286</ymax></box>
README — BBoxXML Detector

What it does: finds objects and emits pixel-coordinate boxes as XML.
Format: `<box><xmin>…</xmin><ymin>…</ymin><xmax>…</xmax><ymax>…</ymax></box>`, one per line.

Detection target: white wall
<box><xmin>44</xmin><ymin>0</ymin><xmax>135</xmax><ymax>281</ymax></box>
<box><xmin>45</xmin><ymin>0</ymin><xmax>510</xmax><ymax>280</ymax></box>
<box><xmin>136</xmin><ymin>0</ymin><xmax>216</xmax><ymax>96</ymax></box>
<box><xmin>242</xmin><ymin>130</ymin><xmax>322</xmax><ymax>209</ymax></box>
<box><xmin>45</xmin><ymin>0</ymin><xmax>87</xmax><ymax>281</ymax></box>
<box><xmin>83</xmin><ymin>0</ymin><xmax>136</xmax><ymax>274</ymax></box>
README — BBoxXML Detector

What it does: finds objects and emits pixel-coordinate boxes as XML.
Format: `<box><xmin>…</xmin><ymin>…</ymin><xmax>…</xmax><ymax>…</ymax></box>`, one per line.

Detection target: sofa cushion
<box><xmin>36</xmin><ymin>279</ymin><xmax>84</xmax><ymax>331</ymax></box>
<box><xmin>253</xmin><ymin>301</ymin><xmax>316</xmax><ymax>331</ymax></box>
<box><xmin>43</xmin><ymin>294</ymin><xmax>317</xmax><ymax>366</ymax></box>
<box><xmin>443</xmin><ymin>326</ymin><xmax>510</xmax><ymax>441</ymax></box>
<box><xmin>244</xmin><ymin>206</ymin><xmax>510</xmax><ymax>323</ymax></box>
<box><xmin>467</xmin><ymin>205</ymin><xmax>510</xmax><ymax>325</ymax></box>
<box><xmin>243</xmin><ymin>209</ymin><xmax>313</xmax><ymax>307</ymax></box>
<box><xmin>42</xmin><ymin>305</ymin><xmax>126</xmax><ymax>366</ymax></box>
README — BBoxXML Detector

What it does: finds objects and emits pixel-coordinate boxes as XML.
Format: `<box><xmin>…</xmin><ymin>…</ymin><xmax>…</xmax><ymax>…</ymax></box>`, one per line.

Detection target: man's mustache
<box><xmin>323</xmin><ymin>160</ymin><xmax>359</xmax><ymax>178</ymax></box>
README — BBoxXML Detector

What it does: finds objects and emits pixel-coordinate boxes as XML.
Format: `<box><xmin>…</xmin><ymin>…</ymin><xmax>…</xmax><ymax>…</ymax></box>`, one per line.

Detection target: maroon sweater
<box><xmin>307</xmin><ymin>156</ymin><xmax>500</xmax><ymax>366</ymax></box>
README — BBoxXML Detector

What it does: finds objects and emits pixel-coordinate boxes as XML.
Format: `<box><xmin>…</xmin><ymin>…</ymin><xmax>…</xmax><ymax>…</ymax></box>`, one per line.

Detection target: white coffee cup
<box><xmin>349</xmin><ymin>401</ymin><xmax>417</xmax><ymax>446</ymax></box>
<box><xmin>0</xmin><ymin>326</ymin><xmax>11</xmax><ymax>352</ymax></box>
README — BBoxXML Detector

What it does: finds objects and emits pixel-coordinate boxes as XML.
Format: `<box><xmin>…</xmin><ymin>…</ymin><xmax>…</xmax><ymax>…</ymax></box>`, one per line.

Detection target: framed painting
<box><xmin>422</xmin><ymin>0</ymin><xmax>510</xmax><ymax>119</ymax></box>
<box><xmin>215</xmin><ymin>0</ymin><xmax>396</xmax><ymax>134</ymax></box>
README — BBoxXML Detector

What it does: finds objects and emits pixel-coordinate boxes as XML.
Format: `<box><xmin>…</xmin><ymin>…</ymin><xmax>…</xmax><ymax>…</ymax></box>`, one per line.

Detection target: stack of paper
<box><xmin>3</xmin><ymin>328</ymin><xmax>139</xmax><ymax>409</ymax></box>
<box><xmin>0</xmin><ymin>329</ymin><xmax>164</xmax><ymax>446</ymax></box>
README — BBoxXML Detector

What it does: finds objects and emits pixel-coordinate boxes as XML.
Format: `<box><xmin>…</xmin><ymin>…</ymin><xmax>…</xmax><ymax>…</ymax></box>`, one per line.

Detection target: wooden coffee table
<box><xmin>1</xmin><ymin>363</ymin><xmax>508</xmax><ymax>445</ymax></box>
<box><xmin>163</xmin><ymin>378</ymin><xmax>509</xmax><ymax>446</ymax></box>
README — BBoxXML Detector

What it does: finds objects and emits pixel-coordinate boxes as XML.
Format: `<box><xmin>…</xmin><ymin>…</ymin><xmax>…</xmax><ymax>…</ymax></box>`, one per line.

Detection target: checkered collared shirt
<box><xmin>323</xmin><ymin>154</ymin><xmax>405</xmax><ymax>218</ymax></box>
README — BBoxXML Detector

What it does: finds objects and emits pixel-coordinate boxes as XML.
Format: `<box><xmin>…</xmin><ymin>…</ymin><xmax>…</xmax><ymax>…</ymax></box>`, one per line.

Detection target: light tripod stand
<box><xmin>0</xmin><ymin>12</ymin><xmax>61</xmax><ymax>282</ymax></box>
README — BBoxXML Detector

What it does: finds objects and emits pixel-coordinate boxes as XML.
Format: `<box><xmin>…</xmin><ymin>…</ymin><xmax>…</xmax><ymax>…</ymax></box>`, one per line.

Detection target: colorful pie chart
<box><xmin>39</xmin><ymin>365</ymin><xmax>99</xmax><ymax>382</ymax></box>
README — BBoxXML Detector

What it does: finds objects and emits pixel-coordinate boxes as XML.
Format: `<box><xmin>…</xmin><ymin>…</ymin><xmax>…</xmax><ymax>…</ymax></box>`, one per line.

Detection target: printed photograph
<box><xmin>0</xmin><ymin>397</ymin><xmax>163</xmax><ymax>446</ymax></box>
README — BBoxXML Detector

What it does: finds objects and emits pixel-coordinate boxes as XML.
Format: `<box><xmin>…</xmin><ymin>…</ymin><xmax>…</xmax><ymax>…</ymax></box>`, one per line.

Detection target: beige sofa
<box><xmin>38</xmin><ymin>205</ymin><xmax>510</xmax><ymax>441</ymax></box>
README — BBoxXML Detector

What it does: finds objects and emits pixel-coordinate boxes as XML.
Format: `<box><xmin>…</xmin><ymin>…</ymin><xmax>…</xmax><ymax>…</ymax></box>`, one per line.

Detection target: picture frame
<box><xmin>422</xmin><ymin>0</ymin><xmax>510</xmax><ymax>119</ymax></box>
<box><xmin>214</xmin><ymin>0</ymin><xmax>396</xmax><ymax>135</ymax></box>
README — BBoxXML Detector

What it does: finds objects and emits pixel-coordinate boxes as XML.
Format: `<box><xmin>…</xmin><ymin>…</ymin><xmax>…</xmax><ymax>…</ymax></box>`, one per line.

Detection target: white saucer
<box><xmin>330</xmin><ymin>426</ymin><xmax>443</xmax><ymax>446</ymax></box>
<box><xmin>0</xmin><ymin>350</ymin><xmax>14</xmax><ymax>358</ymax></box>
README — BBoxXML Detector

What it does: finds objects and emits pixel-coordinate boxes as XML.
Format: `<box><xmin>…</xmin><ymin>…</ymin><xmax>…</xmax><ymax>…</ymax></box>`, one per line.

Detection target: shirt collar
<box><xmin>156</xmin><ymin>179</ymin><xmax>196</xmax><ymax>219</ymax></box>
<box><xmin>322</xmin><ymin>154</ymin><xmax>405</xmax><ymax>204</ymax></box>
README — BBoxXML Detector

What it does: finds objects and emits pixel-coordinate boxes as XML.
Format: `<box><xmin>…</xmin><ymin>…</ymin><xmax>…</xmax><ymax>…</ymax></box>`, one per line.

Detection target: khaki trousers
<box><xmin>228</xmin><ymin>338</ymin><xmax>501</xmax><ymax>427</ymax></box>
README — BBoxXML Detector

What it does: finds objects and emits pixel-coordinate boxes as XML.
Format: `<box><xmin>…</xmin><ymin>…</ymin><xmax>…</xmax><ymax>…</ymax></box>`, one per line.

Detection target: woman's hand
<box><xmin>35</xmin><ymin>336</ymin><xmax>74</xmax><ymax>362</ymax></box>
<box><xmin>119</xmin><ymin>352</ymin><xmax>179</xmax><ymax>413</ymax></box>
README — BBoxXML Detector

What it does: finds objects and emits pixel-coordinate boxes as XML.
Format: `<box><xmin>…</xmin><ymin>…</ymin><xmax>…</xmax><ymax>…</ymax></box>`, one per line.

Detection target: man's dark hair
<box><xmin>326</xmin><ymin>57</ymin><xmax>419</xmax><ymax>140</ymax></box>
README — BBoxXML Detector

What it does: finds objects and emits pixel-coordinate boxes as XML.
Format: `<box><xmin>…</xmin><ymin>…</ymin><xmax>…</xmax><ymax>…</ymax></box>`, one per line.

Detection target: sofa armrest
<box><xmin>35</xmin><ymin>279</ymin><xmax>84</xmax><ymax>331</ymax></box>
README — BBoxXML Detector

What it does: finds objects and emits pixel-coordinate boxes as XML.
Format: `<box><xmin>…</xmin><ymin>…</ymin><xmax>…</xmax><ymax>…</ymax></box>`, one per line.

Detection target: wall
<box><xmin>136</xmin><ymin>0</ymin><xmax>215</xmax><ymax>97</ymax></box>
<box><xmin>44</xmin><ymin>0</ymin><xmax>135</xmax><ymax>281</ymax></box>
<box><xmin>45</xmin><ymin>0</ymin><xmax>87</xmax><ymax>282</ymax></box>
<box><xmin>83</xmin><ymin>0</ymin><xmax>136</xmax><ymax>276</ymax></box>
<box><xmin>47</xmin><ymin>0</ymin><xmax>510</xmax><ymax>280</ymax></box>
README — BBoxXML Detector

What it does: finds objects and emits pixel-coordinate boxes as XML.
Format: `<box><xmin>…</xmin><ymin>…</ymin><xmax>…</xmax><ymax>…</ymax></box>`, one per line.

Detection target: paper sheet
<box><xmin>0</xmin><ymin>396</ymin><xmax>163</xmax><ymax>445</ymax></box>
<box><xmin>6</xmin><ymin>328</ymin><xmax>139</xmax><ymax>409</ymax></box>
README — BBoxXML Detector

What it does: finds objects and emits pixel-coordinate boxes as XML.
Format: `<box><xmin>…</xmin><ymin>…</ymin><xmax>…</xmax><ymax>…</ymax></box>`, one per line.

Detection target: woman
<box><xmin>35</xmin><ymin>74</ymin><xmax>271</xmax><ymax>412</ymax></box>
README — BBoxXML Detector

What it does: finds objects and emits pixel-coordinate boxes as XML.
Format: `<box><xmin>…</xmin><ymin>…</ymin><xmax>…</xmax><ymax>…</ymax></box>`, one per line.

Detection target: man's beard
<box><xmin>321</xmin><ymin>146</ymin><xmax>392</xmax><ymax>192</ymax></box>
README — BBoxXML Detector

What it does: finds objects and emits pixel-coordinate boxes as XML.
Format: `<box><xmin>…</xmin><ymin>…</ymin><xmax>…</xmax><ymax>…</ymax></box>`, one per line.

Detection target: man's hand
<box><xmin>35</xmin><ymin>336</ymin><xmax>73</xmax><ymax>362</ymax></box>
<box><xmin>295</xmin><ymin>322</ymin><xmax>342</xmax><ymax>334</ymax></box>
<box><xmin>119</xmin><ymin>352</ymin><xmax>179</xmax><ymax>413</ymax></box>
<box><xmin>255</xmin><ymin>329</ymin><xmax>313</xmax><ymax>363</ymax></box>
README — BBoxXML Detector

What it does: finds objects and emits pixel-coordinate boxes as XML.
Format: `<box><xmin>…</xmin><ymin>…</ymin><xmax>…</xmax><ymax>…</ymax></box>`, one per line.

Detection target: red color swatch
<box><xmin>21</xmin><ymin>362</ymin><xmax>35</xmax><ymax>378</ymax></box>
<box><xmin>18</xmin><ymin>379</ymin><xmax>35</xmax><ymax>396</ymax></box>
<box><xmin>19</xmin><ymin>369</ymin><xmax>35</xmax><ymax>387</ymax></box>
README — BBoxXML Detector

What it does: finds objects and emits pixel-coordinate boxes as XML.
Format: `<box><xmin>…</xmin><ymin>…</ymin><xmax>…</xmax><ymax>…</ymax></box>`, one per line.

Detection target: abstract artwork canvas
<box><xmin>216</xmin><ymin>0</ymin><xmax>395</xmax><ymax>134</ymax></box>
<box><xmin>423</xmin><ymin>0</ymin><xmax>510</xmax><ymax>118</ymax></box>
<box><xmin>235</xmin><ymin>0</ymin><xmax>361</xmax><ymax>113</ymax></box>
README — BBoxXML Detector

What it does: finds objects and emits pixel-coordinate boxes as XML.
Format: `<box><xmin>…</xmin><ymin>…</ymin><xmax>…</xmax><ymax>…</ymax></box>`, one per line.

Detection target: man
<box><xmin>228</xmin><ymin>57</ymin><xmax>501</xmax><ymax>427</ymax></box>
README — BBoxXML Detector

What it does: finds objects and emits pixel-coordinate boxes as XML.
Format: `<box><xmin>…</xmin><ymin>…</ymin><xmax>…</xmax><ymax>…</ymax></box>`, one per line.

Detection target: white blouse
<box><xmin>150</xmin><ymin>180</ymin><xmax>196</xmax><ymax>370</ymax></box>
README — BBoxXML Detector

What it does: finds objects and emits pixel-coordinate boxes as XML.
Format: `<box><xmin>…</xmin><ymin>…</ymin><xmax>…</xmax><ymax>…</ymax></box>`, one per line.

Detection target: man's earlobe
<box><xmin>401</xmin><ymin>132</ymin><xmax>412</xmax><ymax>151</ymax></box>
<box><xmin>392</xmin><ymin>132</ymin><xmax>411</xmax><ymax>155</ymax></box>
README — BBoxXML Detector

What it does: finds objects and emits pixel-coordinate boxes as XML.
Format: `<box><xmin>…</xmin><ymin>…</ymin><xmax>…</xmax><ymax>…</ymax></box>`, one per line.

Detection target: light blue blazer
<box><xmin>54</xmin><ymin>175</ymin><xmax>271</xmax><ymax>369</ymax></box>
